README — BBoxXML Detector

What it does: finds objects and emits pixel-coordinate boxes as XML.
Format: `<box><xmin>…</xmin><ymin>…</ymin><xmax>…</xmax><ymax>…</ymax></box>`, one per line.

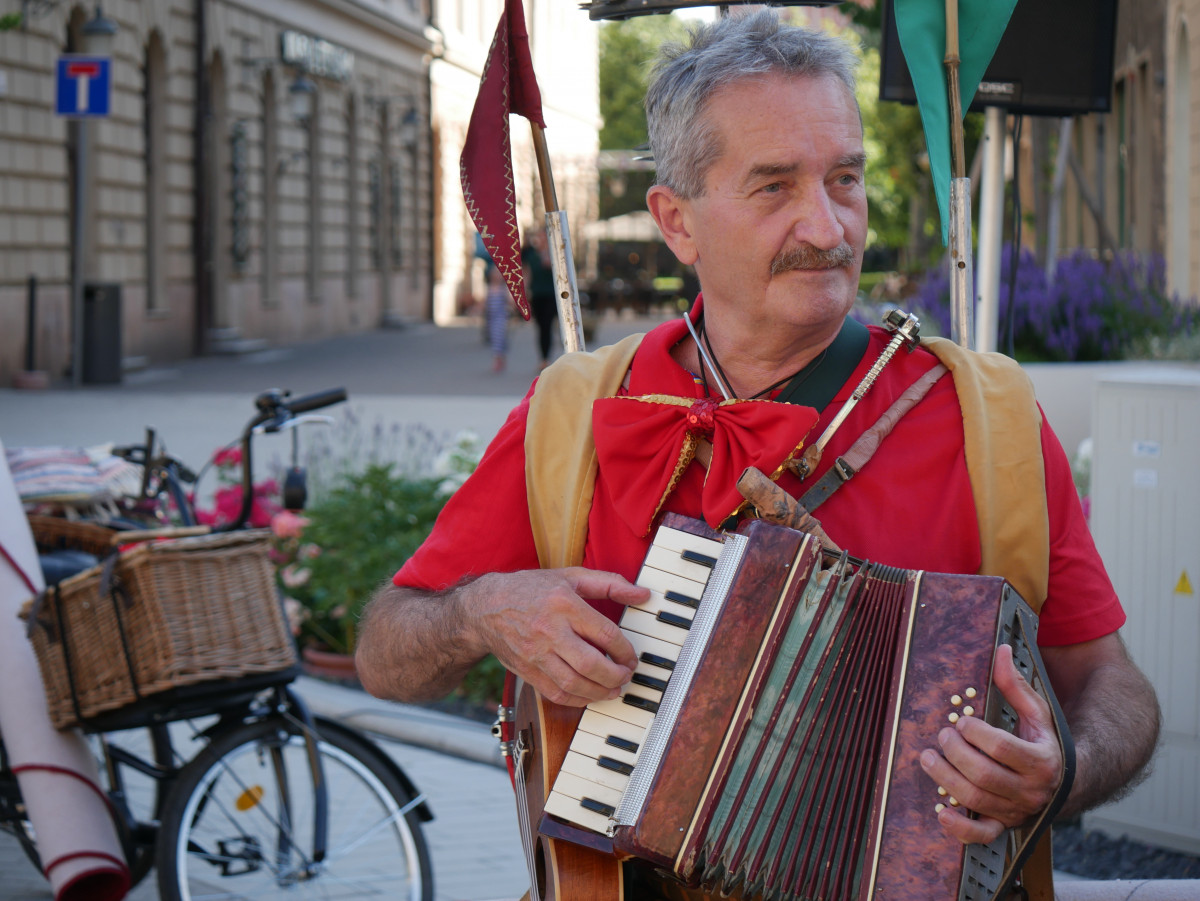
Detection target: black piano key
<box><xmin>581</xmin><ymin>797</ymin><xmax>616</xmax><ymax>817</ymax></box>
<box><xmin>640</xmin><ymin>652</ymin><xmax>675</xmax><ymax>672</ymax></box>
<box><xmin>623</xmin><ymin>694</ymin><xmax>661</xmax><ymax>714</ymax></box>
<box><xmin>606</xmin><ymin>735</ymin><xmax>639</xmax><ymax>754</ymax></box>
<box><xmin>598</xmin><ymin>756</ymin><xmax>635</xmax><ymax>777</ymax></box>
<box><xmin>632</xmin><ymin>672</ymin><xmax>669</xmax><ymax>693</ymax></box>
<box><xmin>681</xmin><ymin>549</ymin><xmax>718</xmax><ymax>568</ymax></box>
<box><xmin>665</xmin><ymin>589</ymin><xmax>701</xmax><ymax>609</ymax></box>
<box><xmin>657</xmin><ymin>610</ymin><xmax>693</xmax><ymax>629</ymax></box>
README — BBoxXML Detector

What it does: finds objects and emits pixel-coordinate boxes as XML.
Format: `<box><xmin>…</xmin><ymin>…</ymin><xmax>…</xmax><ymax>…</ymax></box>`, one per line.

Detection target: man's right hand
<box><xmin>460</xmin><ymin>567</ymin><xmax>647</xmax><ymax>707</ymax></box>
<box><xmin>355</xmin><ymin>567</ymin><xmax>648</xmax><ymax>707</ymax></box>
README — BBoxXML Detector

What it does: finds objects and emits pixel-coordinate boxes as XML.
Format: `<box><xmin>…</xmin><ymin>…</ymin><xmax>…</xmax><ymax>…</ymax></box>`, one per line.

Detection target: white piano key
<box><xmin>552</xmin><ymin>770</ymin><xmax>625</xmax><ymax>809</ymax></box>
<box><xmin>622</xmin><ymin>607</ymin><xmax>690</xmax><ymax>645</ymax></box>
<box><xmin>589</xmin><ymin>693</ymin><xmax>656</xmax><ymax>729</ymax></box>
<box><xmin>578</xmin><ymin>709</ymin><xmax>646</xmax><ymax>756</ymax></box>
<box><xmin>544</xmin><ymin>789</ymin><xmax>614</xmax><ymax>835</ymax></box>
<box><xmin>570</xmin><ymin>727</ymin><xmax>639</xmax><ymax>768</ymax></box>
<box><xmin>623</xmin><ymin>631</ymin><xmax>681</xmax><ymax>675</ymax></box>
<box><xmin>561</xmin><ymin>749</ymin><xmax>632</xmax><ymax>793</ymax></box>
<box><xmin>640</xmin><ymin>544</ymin><xmax>717</xmax><ymax>586</ymax></box>
<box><xmin>627</xmin><ymin>585</ymin><xmax>701</xmax><ymax>622</ymax></box>
<box><xmin>650</xmin><ymin>525</ymin><xmax>726</xmax><ymax>560</ymax></box>
<box><xmin>621</xmin><ymin>676</ymin><xmax>664</xmax><ymax>706</ymax></box>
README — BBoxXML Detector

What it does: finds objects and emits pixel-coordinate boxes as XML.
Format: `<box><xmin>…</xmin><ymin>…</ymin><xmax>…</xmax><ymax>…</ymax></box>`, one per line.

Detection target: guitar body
<box><xmin>511</xmin><ymin>677</ymin><xmax>624</xmax><ymax>901</ymax></box>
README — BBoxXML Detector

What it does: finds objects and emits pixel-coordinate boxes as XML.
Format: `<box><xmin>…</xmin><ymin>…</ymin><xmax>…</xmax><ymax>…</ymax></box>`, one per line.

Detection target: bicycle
<box><xmin>0</xmin><ymin>386</ymin><xmax>435</xmax><ymax>901</ymax></box>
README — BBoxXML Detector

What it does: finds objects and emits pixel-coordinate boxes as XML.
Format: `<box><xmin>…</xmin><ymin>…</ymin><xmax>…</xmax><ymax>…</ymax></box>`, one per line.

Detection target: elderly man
<box><xmin>357</xmin><ymin>10</ymin><xmax>1158</xmax><ymax>899</ymax></box>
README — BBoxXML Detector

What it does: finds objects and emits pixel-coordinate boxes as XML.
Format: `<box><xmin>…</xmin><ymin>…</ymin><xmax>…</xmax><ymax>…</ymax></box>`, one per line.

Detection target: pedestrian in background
<box><xmin>522</xmin><ymin>228</ymin><xmax>557</xmax><ymax>370</ymax></box>
<box><xmin>484</xmin><ymin>263</ymin><xmax>512</xmax><ymax>373</ymax></box>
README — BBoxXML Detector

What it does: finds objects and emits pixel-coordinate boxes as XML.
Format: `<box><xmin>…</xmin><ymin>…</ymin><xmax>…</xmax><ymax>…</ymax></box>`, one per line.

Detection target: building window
<box><xmin>143</xmin><ymin>32</ymin><xmax>167</xmax><ymax>312</ymax></box>
<box><xmin>347</xmin><ymin>95</ymin><xmax>360</xmax><ymax>299</ymax></box>
<box><xmin>262</xmin><ymin>68</ymin><xmax>279</xmax><ymax>306</ymax></box>
<box><xmin>1169</xmin><ymin>23</ymin><xmax>1191</xmax><ymax>297</ymax></box>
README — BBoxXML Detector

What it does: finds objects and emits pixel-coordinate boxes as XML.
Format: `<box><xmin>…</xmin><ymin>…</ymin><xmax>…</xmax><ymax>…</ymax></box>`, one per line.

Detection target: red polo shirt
<box><xmin>397</xmin><ymin>315</ymin><xmax>1123</xmax><ymax>647</ymax></box>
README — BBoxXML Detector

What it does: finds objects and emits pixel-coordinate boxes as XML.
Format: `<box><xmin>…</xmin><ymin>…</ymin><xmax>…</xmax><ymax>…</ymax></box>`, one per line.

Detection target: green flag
<box><xmin>893</xmin><ymin>0</ymin><xmax>1017</xmax><ymax>243</ymax></box>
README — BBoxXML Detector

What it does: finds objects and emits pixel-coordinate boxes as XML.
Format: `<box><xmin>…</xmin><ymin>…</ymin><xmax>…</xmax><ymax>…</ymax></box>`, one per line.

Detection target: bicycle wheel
<box><xmin>155</xmin><ymin>716</ymin><xmax>433</xmax><ymax>900</ymax></box>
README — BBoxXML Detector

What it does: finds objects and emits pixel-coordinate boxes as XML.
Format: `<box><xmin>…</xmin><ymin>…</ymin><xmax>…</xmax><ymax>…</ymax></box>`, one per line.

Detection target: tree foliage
<box><xmin>599</xmin><ymin>15</ymin><xmax>688</xmax><ymax>151</ymax></box>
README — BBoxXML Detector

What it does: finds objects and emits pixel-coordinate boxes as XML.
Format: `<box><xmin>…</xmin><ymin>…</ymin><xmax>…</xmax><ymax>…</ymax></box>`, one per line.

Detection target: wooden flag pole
<box><xmin>531</xmin><ymin>123</ymin><xmax>587</xmax><ymax>354</ymax></box>
<box><xmin>944</xmin><ymin>0</ymin><xmax>975</xmax><ymax>349</ymax></box>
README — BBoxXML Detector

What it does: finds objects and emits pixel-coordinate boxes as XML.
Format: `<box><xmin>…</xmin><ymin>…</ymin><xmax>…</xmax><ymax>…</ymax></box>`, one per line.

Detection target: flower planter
<box><xmin>300</xmin><ymin>646</ymin><xmax>358</xmax><ymax>681</ymax></box>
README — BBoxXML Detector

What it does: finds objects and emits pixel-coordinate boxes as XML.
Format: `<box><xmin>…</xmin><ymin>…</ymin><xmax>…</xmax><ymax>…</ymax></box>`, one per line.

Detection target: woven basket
<box><xmin>27</xmin><ymin>513</ymin><xmax>120</xmax><ymax>558</ymax></box>
<box><xmin>25</xmin><ymin>530</ymin><xmax>298</xmax><ymax>730</ymax></box>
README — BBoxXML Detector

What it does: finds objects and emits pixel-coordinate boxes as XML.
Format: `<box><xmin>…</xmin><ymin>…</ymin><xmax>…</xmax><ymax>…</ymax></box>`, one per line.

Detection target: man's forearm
<box><xmin>1057</xmin><ymin>658</ymin><xmax>1160</xmax><ymax>819</ymax></box>
<box><xmin>355</xmin><ymin>582</ymin><xmax>486</xmax><ymax>703</ymax></box>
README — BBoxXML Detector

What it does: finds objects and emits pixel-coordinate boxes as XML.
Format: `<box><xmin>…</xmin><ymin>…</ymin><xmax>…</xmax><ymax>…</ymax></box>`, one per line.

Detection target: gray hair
<box><xmin>645</xmin><ymin>9</ymin><xmax>860</xmax><ymax>198</ymax></box>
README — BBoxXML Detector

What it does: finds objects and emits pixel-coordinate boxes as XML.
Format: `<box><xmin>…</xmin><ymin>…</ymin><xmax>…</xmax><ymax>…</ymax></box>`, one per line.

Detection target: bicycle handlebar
<box><xmin>285</xmin><ymin>387</ymin><xmax>348</xmax><ymax>415</ymax></box>
<box><xmin>221</xmin><ymin>387</ymin><xmax>348</xmax><ymax>532</ymax></box>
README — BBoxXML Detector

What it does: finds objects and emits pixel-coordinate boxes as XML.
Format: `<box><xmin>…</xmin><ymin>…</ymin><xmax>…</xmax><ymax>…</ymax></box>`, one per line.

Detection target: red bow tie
<box><xmin>591</xmin><ymin>394</ymin><xmax>819</xmax><ymax>535</ymax></box>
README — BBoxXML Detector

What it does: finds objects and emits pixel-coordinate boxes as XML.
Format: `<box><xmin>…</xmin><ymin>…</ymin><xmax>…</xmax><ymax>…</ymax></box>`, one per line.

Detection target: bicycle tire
<box><xmin>155</xmin><ymin>715</ymin><xmax>434</xmax><ymax>901</ymax></box>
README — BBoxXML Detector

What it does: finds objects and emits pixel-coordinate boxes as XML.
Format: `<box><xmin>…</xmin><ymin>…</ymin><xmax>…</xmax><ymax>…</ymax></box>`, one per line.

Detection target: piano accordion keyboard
<box><xmin>542</xmin><ymin>525</ymin><xmax>728</xmax><ymax>835</ymax></box>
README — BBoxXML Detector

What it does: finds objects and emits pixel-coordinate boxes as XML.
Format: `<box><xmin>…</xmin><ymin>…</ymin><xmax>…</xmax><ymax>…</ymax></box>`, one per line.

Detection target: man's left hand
<box><xmin>918</xmin><ymin>643</ymin><xmax>1064</xmax><ymax>844</ymax></box>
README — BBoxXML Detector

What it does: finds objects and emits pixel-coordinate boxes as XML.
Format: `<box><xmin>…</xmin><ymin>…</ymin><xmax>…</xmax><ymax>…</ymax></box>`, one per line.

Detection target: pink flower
<box><xmin>212</xmin><ymin>446</ymin><xmax>242</xmax><ymax>468</ymax></box>
<box><xmin>280</xmin><ymin>564</ymin><xmax>311</xmax><ymax>588</ymax></box>
<box><xmin>271</xmin><ymin>510</ymin><xmax>311</xmax><ymax>539</ymax></box>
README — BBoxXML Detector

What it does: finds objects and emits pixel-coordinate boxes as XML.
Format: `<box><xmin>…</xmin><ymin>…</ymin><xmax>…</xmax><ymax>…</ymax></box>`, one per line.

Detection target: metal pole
<box><xmin>949</xmin><ymin>177</ymin><xmax>974</xmax><ymax>349</ymax></box>
<box><xmin>530</xmin><ymin>123</ymin><xmax>585</xmax><ymax>353</ymax></box>
<box><xmin>25</xmin><ymin>275</ymin><xmax>37</xmax><ymax>372</ymax></box>
<box><xmin>545</xmin><ymin>210</ymin><xmax>585</xmax><ymax>353</ymax></box>
<box><xmin>975</xmin><ymin>105</ymin><xmax>1006</xmax><ymax>353</ymax></box>
<box><xmin>70</xmin><ymin>119</ymin><xmax>88</xmax><ymax>387</ymax></box>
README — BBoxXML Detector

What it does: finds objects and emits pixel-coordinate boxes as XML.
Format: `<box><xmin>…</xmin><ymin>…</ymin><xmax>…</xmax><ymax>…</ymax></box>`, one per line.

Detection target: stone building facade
<box><xmin>1</xmin><ymin>0</ymin><xmax>434</xmax><ymax>385</ymax></box>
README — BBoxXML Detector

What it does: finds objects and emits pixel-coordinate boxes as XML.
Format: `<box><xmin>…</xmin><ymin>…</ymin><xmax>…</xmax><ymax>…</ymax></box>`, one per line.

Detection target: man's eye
<box><xmin>760</xmin><ymin>182</ymin><xmax>783</xmax><ymax>194</ymax></box>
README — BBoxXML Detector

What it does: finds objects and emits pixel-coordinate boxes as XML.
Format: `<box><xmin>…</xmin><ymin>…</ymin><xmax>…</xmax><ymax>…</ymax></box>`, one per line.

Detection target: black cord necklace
<box><xmin>698</xmin><ymin>316</ymin><xmax>828</xmax><ymax>401</ymax></box>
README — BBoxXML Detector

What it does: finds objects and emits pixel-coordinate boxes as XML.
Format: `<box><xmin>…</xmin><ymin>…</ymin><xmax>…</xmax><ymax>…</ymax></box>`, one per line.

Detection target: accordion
<box><xmin>511</xmin><ymin>514</ymin><xmax>1074</xmax><ymax>901</ymax></box>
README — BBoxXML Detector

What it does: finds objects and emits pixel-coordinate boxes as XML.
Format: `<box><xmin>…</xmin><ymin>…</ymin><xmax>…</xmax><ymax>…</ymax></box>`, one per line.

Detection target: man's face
<box><xmin>650</xmin><ymin>73</ymin><xmax>867</xmax><ymax>336</ymax></box>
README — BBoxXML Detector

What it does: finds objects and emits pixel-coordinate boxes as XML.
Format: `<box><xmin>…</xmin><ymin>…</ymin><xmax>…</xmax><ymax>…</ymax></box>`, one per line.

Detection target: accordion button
<box><xmin>951</xmin><ymin>694</ymin><xmax>963</xmax><ymax>706</ymax></box>
<box><xmin>963</xmin><ymin>705</ymin><xmax>975</xmax><ymax>717</ymax></box>
<box><xmin>948</xmin><ymin>712</ymin><xmax>960</xmax><ymax>724</ymax></box>
<box><xmin>935</xmin><ymin>803</ymin><xmax>946</xmax><ymax>813</ymax></box>
<box><xmin>937</xmin><ymin>786</ymin><xmax>948</xmax><ymax>797</ymax></box>
<box><xmin>966</xmin><ymin>686</ymin><xmax>978</xmax><ymax>699</ymax></box>
<box><xmin>949</xmin><ymin>797</ymin><xmax>960</xmax><ymax>807</ymax></box>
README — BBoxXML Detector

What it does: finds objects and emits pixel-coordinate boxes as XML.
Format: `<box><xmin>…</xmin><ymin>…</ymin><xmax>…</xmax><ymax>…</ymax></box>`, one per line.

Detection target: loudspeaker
<box><xmin>879</xmin><ymin>0</ymin><xmax>1119</xmax><ymax>116</ymax></box>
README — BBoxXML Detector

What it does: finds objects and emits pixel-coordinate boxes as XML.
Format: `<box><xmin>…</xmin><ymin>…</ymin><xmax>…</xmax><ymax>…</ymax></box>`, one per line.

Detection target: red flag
<box><xmin>460</xmin><ymin>0</ymin><xmax>546</xmax><ymax>320</ymax></box>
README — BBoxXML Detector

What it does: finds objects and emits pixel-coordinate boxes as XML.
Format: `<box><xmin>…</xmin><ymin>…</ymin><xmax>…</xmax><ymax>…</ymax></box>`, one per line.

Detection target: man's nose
<box><xmin>789</xmin><ymin>186</ymin><xmax>845</xmax><ymax>251</ymax></box>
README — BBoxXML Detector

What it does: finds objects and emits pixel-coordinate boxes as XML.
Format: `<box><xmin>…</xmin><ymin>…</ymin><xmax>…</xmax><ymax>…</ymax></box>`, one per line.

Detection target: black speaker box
<box><xmin>879</xmin><ymin>0</ymin><xmax>1119</xmax><ymax>116</ymax></box>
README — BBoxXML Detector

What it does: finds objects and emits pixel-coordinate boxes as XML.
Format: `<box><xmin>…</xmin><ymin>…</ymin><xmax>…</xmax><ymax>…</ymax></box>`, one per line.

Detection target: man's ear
<box><xmin>647</xmin><ymin>185</ymin><xmax>699</xmax><ymax>266</ymax></box>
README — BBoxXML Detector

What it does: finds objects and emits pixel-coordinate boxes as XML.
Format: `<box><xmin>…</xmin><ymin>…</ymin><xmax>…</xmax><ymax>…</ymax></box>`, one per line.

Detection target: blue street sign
<box><xmin>55</xmin><ymin>55</ymin><xmax>112</xmax><ymax>117</ymax></box>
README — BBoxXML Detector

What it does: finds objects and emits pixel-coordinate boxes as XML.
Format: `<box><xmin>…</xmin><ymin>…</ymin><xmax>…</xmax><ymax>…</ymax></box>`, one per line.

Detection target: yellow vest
<box><xmin>524</xmin><ymin>332</ymin><xmax>1049</xmax><ymax>609</ymax></box>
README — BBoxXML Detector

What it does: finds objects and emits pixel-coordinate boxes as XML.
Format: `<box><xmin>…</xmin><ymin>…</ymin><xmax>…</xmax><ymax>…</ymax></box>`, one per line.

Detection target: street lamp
<box><xmin>288</xmin><ymin>73</ymin><xmax>316</xmax><ymax>126</ymax></box>
<box><xmin>82</xmin><ymin>6</ymin><xmax>118</xmax><ymax>55</ymax></box>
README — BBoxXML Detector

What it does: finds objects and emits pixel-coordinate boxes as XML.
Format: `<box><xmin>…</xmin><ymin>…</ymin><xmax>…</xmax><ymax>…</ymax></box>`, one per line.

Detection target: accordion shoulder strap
<box><xmin>526</xmin><ymin>333</ymin><xmax>645</xmax><ymax>569</ymax></box>
<box><xmin>923</xmin><ymin>337</ymin><xmax>1050</xmax><ymax>611</ymax></box>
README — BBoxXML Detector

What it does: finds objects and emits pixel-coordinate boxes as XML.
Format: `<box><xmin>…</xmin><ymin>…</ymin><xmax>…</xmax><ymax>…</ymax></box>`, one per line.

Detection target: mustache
<box><xmin>770</xmin><ymin>242</ymin><xmax>856</xmax><ymax>275</ymax></box>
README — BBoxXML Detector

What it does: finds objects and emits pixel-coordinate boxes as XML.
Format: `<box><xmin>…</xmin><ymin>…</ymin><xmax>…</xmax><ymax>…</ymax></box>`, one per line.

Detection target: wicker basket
<box><xmin>25</xmin><ymin>530</ymin><xmax>299</xmax><ymax>730</ymax></box>
<box><xmin>27</xmin><ymin>513</ymin><xmax>120</xmax><ymax>558</ymax></box>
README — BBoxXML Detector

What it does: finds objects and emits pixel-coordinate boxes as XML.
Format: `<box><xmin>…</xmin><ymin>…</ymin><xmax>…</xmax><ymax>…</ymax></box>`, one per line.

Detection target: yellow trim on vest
<box><xmin>922</xmin><ymin>337</ymin><xmax>1049</xmax><ymax>611</ymax></box>
<box><xmin>526</xmin><ymin>334</ymin><xmax>644</xmax><ymax>569</ymax></box>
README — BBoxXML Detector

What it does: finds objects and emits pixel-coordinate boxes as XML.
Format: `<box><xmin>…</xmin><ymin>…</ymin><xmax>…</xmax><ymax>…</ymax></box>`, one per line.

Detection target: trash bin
<box><xmin>82</xmin><ymin>282</ymin><xmax>122</xmax><ymax>384</ymax></box>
